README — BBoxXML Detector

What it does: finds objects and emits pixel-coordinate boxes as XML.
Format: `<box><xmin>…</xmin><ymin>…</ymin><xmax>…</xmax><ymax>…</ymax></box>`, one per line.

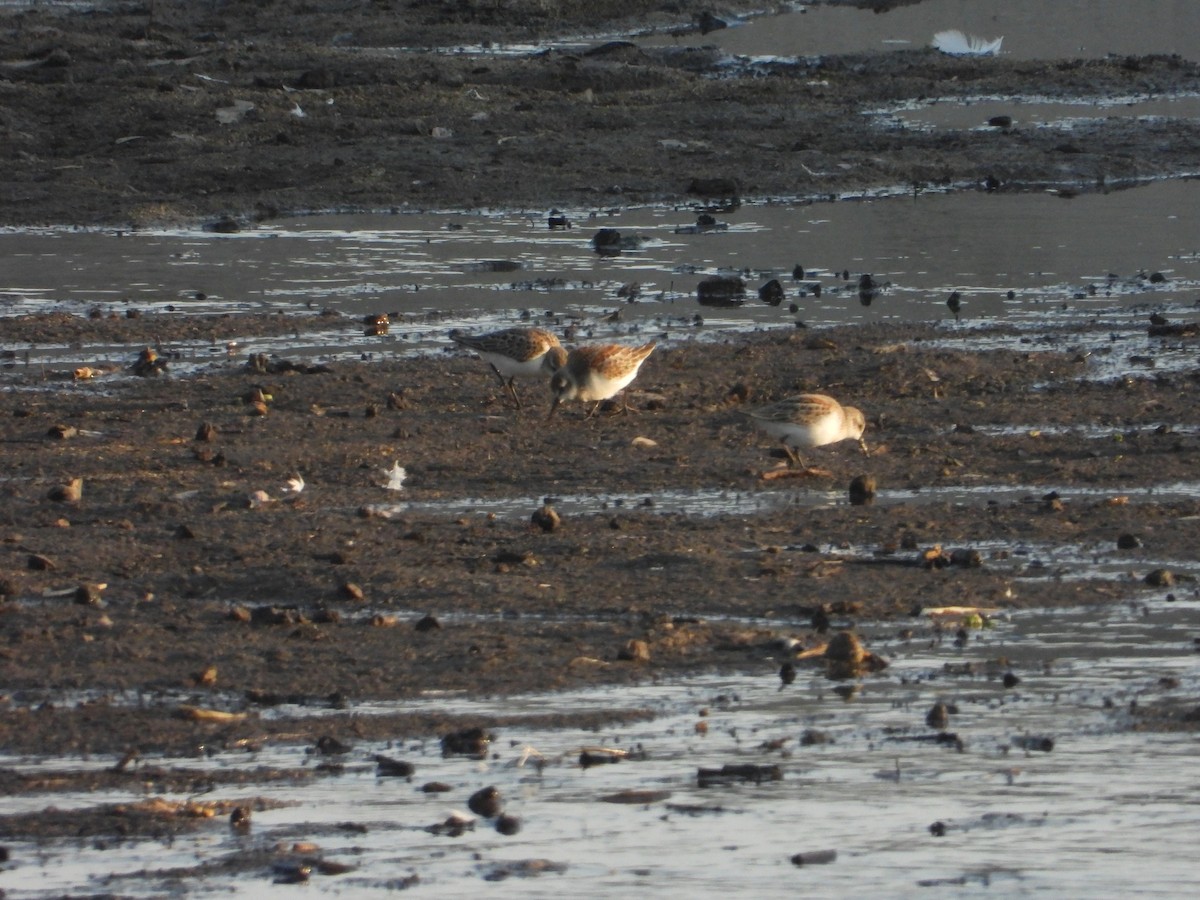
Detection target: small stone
<box><xmin>374</xmin><ymin>755</ymin><xmax>415</xmax><ymax>778</ymax></box>
<box><xmin>790</xmin><ymin>849</ymin><xmax>837</xmax><ymax>866</ymax></box>
<box><xmin>618</xmin><ymin>639</ymin><xmax>651</xmax><ymax>663</ymax></box>
<box><xmin>338</xmin><ymin>582</ymin><xmax>365</xmax><ymax>601</ymax></box>
<box><xmin>848</xmin><ymin>474</ymin><xmax>876</xmax><ymax>506</ymax></box>
<box><xmin>1116</xmin><ymin>533</ymin><xmax>1142</xmax><ymax>549</ymax></box>
<box><xmin>230</xmin><ymin>806</ymin><xmax>252</xmax><ymax>830</ymax></box>
<box><xmin>531</xmin><ymin>503</ymin><xmax>560</xmax><ymax>533</ymax></box>
<box><xmin>27</xmin><ymin>553</ymin><xmax>54</xmax><ymax>571</ymax></box>
<box><xmin>47</xmin><ymin>424</ymin><xmax>78</xmax><ymax>440</ymax></box>
<box><xmin>779</xmin><ymin>662</ymin><xmax>796</xmax><ymax>687</ymax></box>
<box><xmin>414</xmin><ymin>614</ymin><xmax>442</xmax><ymax>632</ymax></box>
<box><xmin>926</xmin><ymin>701</ymin><xmax>950</xmax><ymax>730</ymax></box>
<box><xmin>1144</xmin><ymin>569</ymin><xmax>1174</xmax><ymax>587</ymax></box>
<box><xmin>195</xmin><ymin>422</ymin><xmax>218</xmax><ymax>442</ymax></box>
<box><xmin>949</xmin><ymin>548</ymin><xmax>982</xmax><ymax>568</ymax></box>
<box><xmin>468</xmin><ymin>786</ymin><xmax>503</xmax><ymax>818</ymax></box>
<box><xmin>315</xmin><ymin>735</ymin><xmax>352</xmax><ymax>755</ymax></box>
<box><xmin>495</xmin><ymin>814</ymin><xmax>521</xmax><ymax>836</ymax></box>
<box><xmin>74</xmin><ymin>584</ymin><xmax>104</xmax><ymax>606</ymax></box>
<box><xmin>47</xmin><ymin>477</ymin><xmax>83</xmax><ymax>503</ymax></box>
<box><xmin>441</xmin><ymin>727</ymin><xmax>493</xmax><ymax>759</ymax></box>
<box><xmin>1002</xmin><ymin>672</ymin><xmax>1021</xmax><ymax>689</ymax></box>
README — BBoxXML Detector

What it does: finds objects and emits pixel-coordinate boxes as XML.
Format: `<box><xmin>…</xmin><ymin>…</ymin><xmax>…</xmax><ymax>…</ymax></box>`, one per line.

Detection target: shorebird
<box><xmin>742</xmin><ymin>393</ymin><xmax>868</xmax><ymax>468</ymax></box>
<box><xmin>450</xmin><ymin>327</ymin><xmax>566</xmax><ymax>408</ymax></box>
<box><xmin>548</xmin><ymin>341</ymin><xmax>657</xmax><ymax>418</ymax></box>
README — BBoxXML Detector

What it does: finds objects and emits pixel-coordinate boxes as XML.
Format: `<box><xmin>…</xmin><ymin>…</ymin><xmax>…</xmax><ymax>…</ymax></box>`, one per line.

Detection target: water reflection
<box><xmin>1</xmin><ymin>600</ymin><xmax>1195</xmax><ymax>896</ymax></box>
<box><xmin>641</xmin><ymin>0</ymin><xmax>1200</xmax><ymax>63</ymax></box>
<box><xmin>3</xmin><ymin>180</ymin><xmax>1199</xmax><ymax>377</ymax></box>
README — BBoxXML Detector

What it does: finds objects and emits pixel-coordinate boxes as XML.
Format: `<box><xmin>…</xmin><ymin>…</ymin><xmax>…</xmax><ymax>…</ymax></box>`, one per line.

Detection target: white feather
<box><xmin>383</xmin><ymin>461</ymin><xmax>407</xmax><ymax>491</ymax></box>
<box><xmin>933</xmin><ymin>29</ymin><xmax>1003</xmax><ymax>56</ymax></box>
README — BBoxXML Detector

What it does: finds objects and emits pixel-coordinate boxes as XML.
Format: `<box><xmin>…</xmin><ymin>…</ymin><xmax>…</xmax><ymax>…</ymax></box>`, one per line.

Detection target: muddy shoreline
<box><xmin>3</xmin><ymin>1</ymin><xmax>1200</xmax><ymax>227</ymax></box>
<box><xmin>2</xmin><ymin>0</ymin><xmax>1200</xmax><ymax>862</ymax></box>
<box><xmin>3</xmin><ymin>322</ymin><xmax>1198</xmax><ymax>759</ymax></box>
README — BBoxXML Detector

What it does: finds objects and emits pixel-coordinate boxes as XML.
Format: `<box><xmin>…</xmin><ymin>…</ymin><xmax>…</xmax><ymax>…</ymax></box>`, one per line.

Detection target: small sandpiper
<box><xmin>742</xmin><ymin>393</ymin><xmax>868</xmax><ymax>468</ymax></box>
<box><xmin>450</xmin><ymin>327</ymin><xmax>566</xmax><ymax>408</ymax></box>
<box><xmin>548</xmin><ymin>341</ymin><xmax>657</xmax><ymax>418</ymax></box>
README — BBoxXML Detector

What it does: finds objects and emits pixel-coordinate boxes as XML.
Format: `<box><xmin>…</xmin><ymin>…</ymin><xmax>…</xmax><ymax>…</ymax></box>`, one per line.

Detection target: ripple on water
<box><xmin>1</xmin><ymin>600</ymin><xmax>1196</xmax><ymax>896</ymax></box>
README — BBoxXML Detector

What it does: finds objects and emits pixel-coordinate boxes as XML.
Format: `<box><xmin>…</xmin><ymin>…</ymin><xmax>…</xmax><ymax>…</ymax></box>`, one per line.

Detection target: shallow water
<box><xmin>644</xmin><ymin>0</ymin><xmax>1200</xmax><ymax>63</ymax></box>
<box><xmin>3</xmin><ymin>179</ymin><xmax>1199</xmax><ymax>383</ymax></box>
<box><xmin>1</xmin><ymin>599</ymin><xmax>1196</xmax><ymax>897</ymax></box>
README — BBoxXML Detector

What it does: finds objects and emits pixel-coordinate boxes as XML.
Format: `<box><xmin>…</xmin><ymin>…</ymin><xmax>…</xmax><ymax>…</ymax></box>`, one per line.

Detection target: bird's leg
<box><xmin>781</xmin><ymin>442</ymin><xmax>806</xmax><ymax>468</ymax></box>
<box><xmin>505</xmin><ymin>377</ymin><xmax>523</xmax><ymax>409</ymax></box>
<box><xmin>858</xmin><ymin>438</ymin><xmax>871</xmax><ymax>457</ymax></box>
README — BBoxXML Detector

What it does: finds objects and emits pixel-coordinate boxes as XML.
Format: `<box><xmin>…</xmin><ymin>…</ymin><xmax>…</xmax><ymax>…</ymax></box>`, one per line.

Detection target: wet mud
<box><xmin>3</xmin><ymin>0</ymin><xmax>1200</xmax><ymax>858</ymax></box>
<box><xmin>3</xmin><ymin>1</ymin><xmax>1200</xmax><ymax>227</ymax></box>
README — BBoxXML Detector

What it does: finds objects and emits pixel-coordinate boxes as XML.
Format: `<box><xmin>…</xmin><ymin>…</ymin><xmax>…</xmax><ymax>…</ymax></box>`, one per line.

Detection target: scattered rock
<box><xmin>131</xmin><ymin>347</ymin><xmax>167</xmax><ymax>377</ymax></box>
<box><xmin>949</xmin><ymin>548</ymin><xmax>982</xmax><ymax>568</ymax></box>
<box><xmin>579</xmin><ymin>748</ymin><xmax>625</xmax><ymax>768</ymax></box>
<box><xmin>758</xmin><ymin>278</ymin><xmax>785</xmax><ymax>305</ymax></box>
<box><xmin>468</xmin><ymin>786</ymin><xmax>502</xmax><ymax>818</ymax></box>
<box><xmin>697</xmin><ymin>275</ymin><xmax>746</xmax><ymax>307</ymax></box>
<box><xmin>374</xmin><ymin>755</ymin><xmax>415</xmax><ymax>778</ymax></box>
<box><xmin>338</xmin><ymin>582</ymin><xmax>365</xmax><ymax>601</ymax></box>
<box><xmin>315</xmin><ymin>735</ymin><xmax>353</xmax><ymax>755</ymax></box>
<box><xmin>824</xmin><ymin>630</ymin><xmax>888</xmax><ymax>679</ymax></box>
<box><xmin>790</xmin><ymin>849</ymin><xmax>837</xmax><ymax>866</ymax></box>
<box><xmin>779</xmin><ymin>662</ymin><xmax>796</xmax><ymax>687</ymax></box>
<box><xmin>618</xmin><ymin>639</ymin><xmax>651</xmax><ymax>663</ymax></box>
<box><xmin>1144</xmin><ymin>569</ymin><xmax>1174</xmax><ymax>587</ymax></box>
<box><xmin>441</xmin><ymin>727</ymin><xmax>493</xmax><ymax>759</ymax></box>
<box><xmin>531</xmin><ymin>502</ymin><xmax>560</xmax><ymax>533</ymax></box>
<box><xmin>926</xmin><ymin>701</ymin><xmax>950</xmax><ymax>730</ymax></box>
<box><xmin>1012</xmin><ymin>735</ymin><xmax>1054</xmax><ymax>753</ymax></box>
<box><xmin>600</xmin><ymin>789</ymin><xmax>672</xmax><ymax>804</ymax></box>
<box><xmin>495</xmin><ymin>814</ymin><xmax>521</xmax><ymax>836</ymax></box>
<box><xmin>414</xmin><ymin>614</ymin><xmax>442</xmax><ymax>632</ymax></box>
<box><xmin>697</xmin><ymin>763</ymin><xmax>782</xmax><ymax>787</ymax></box>
<box><xmin>47</xmin><ymin>477</ymin><xmax>83</xmax><ymax>503</ymax></box>
<box><xmin>848</xmin><ymin>474</ymin><xmax>876</xmax><ymax>506</ymax></box>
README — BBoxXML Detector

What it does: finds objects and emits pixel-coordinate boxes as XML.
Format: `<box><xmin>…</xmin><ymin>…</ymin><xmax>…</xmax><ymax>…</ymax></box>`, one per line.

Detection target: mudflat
<box><xmin>2</xmin><ymin>0</ymin><xmax>1199</xmax><ymax>846</ymax></box>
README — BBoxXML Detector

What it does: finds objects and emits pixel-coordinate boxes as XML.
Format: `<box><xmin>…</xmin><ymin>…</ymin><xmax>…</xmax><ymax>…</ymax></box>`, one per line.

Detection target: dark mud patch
<box><xmin>4</xmin><ymin>321</ymin><xmax>1199</xmax><ymax>755</ymax></box>
<box><xmin>3</xmin><ymin>2</ymin><xmax>1200</xmax><ymax>226</ymax></box>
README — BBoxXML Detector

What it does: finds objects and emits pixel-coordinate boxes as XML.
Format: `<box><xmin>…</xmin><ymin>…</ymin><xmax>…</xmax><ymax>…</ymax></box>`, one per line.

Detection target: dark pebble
<box><xmin>468</xmin><ymin>785</ymin><xmax>503</xmax><ymax>818</ymax></box>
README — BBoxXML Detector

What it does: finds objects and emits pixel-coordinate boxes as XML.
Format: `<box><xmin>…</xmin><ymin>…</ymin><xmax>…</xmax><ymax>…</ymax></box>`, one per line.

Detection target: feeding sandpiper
<box><xmin>742</xmin><ymin>393</ymin><xmax>868</xmax><ymax>468</ymax></box>
<box><xmin>450</xmin><ymin>327</ymin><xmax>566</xmax><ymax>408</ymax></box>
<box><xmin>548</xmin><ymin>341</ymin><xmax>657</xmax><ymax>418</ymax></box>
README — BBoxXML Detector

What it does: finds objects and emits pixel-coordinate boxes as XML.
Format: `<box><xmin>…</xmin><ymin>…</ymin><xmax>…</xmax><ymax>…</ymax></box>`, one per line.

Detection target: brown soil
<box><xmin>2</xmin><ymin>0</ymin><xmax>1200</xmax><ymax>842</ymax></box>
